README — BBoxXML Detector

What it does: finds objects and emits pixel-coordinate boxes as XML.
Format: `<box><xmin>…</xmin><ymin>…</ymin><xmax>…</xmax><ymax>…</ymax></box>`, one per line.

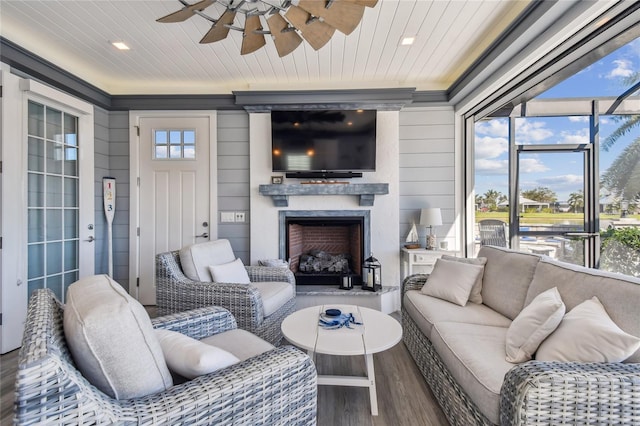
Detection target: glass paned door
<box><xmin>515</xmin><ymin>148</ymin><xmax>594</xmax><ymax>267</ymax></box>
<box><xmin>27</xmin><ymin>101</ymin><xmax>79</xmax><ymax>302</ymax></box>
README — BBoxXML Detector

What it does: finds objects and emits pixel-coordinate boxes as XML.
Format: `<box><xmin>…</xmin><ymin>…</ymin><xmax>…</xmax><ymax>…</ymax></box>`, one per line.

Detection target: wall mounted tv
<box><xmin>271</xmin><ymin>109</ymin><xmax>376</xmax><ymax>178</ymax></box>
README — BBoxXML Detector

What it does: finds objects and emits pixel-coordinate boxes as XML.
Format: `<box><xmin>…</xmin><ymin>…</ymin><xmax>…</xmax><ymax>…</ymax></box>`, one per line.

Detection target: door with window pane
<box><xmin>515</xmin><ymin>146</ymin><xmax>595</xmax><ymax>267</ymax></box>
<box><xmin>138</xmin><ymin>116</ymin><xmax>212</xmax><ymax>305</ymax></box>
<box><xmin>27</xmin><ymin>101</ymin><xmax>82</xmax><ymax>302</ymax></box>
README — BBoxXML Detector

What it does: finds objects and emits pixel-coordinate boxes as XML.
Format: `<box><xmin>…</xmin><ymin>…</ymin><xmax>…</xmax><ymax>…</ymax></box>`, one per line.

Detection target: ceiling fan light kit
<box><xmin>157</xmin><ymin>0</ymin><xmax>379</xmax><ymax>57</ymax></box>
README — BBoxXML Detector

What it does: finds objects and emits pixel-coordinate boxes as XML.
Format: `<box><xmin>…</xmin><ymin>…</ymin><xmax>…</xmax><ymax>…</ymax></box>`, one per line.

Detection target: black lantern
<box><xmin>362</xmin><ymin>254</ymin><xmax>382</xmax><ymax>291</ymax></box>
<box><xmin>339</xmin><ymin>274</ymin><xmax>353</xmax><ymax>290</ymax></box>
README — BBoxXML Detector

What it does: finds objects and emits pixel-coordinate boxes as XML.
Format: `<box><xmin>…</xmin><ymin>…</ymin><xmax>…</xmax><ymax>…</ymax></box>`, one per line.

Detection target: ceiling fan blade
<box><xmin>285</xmin><ymin>5</ymin><xmax>335</xmax><ymax>51</ymax></box>
<box><xmin>267</xmin><ymin>13</ymin><xmax>303</xmax><ymax>58</ymax></box>
<box><xmin>241</xmin><ymin>15</ymin><xmax>266</xmax><ymax>55</ymax></box>
<box><xmin>351</xmin><ymin>0</ymin><xmax>378</xmax><ymax>8</ymax></box>
<box><xmin>199</xmin><ymin>9</ymin><xmax>237</xmax><ymax>43</ymax></box>
<box><xmin>157</xmin><ymin>0</ymin><xmax>215</xmax><ymax>23</ymax></box>
<box><xmin>297</xmin><ymin>0</ymin><xmax>365</xmax><ymax>35</ymax></box>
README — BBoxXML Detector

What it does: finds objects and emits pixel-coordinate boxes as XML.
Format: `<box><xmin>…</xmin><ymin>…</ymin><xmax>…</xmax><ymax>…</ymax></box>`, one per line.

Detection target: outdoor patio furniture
<box><xmin>14</xmin><ymin>288</ymin><xmax>317</xmax><ymax>425</ymax></box>
<box><xmin>478</xmin><ymin>219</ymin><xmax>508</xmax><ymax>247</ymax></box>
<box><xmin>156</xmin><ymin>240</ymin><xmax>296</xmax><ymax>346</ymax></box>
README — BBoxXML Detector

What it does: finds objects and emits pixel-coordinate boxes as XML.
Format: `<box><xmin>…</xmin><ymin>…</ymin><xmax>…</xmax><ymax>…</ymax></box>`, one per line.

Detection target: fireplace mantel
<box><xmin>259</xmin><ymin>183</ymin><xmax>389</xmax><ymax>207</ymax></box>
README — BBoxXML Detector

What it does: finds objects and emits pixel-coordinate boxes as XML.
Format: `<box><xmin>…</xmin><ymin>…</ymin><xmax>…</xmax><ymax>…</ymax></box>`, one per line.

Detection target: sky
<box><xmin>475</xmin><ymin>37</ymin><xmax>640</xmax><ymax>203</ymax></box>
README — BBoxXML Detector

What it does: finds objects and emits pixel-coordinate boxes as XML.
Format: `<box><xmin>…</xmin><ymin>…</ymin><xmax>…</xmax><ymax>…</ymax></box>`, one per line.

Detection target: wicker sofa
<box><xmin>402</xmin><ymin>245</ymin><xmax>640</xmax><ymax>426</ymax></box>
<box><xmin>156</xmin><ymin>240</ymin><xmax>296</xmax><ymax>346</ymax></box>
<box><xmin>14</xmin><ymin>288</ymin><xmax>317</xmax><ymax>425</ymax></box>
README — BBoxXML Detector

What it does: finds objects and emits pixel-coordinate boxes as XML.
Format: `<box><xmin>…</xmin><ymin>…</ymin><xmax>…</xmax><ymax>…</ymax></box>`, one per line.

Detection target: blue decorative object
<box><xmin>325</xmin><ymin>309</ymin><xmax>341</xmax><ymax>317</ymax></box>
<box><xmin>319</xmin><ymin>312</ymin><xmax>363</xmax><ymax>330</ymax></box>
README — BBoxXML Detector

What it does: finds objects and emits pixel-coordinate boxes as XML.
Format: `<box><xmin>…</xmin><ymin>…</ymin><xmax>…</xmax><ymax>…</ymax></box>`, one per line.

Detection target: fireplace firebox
<box><xmin>279</xmin><ymin>211</ymin><xmax>371</xmax><ymax>286</ymax></box>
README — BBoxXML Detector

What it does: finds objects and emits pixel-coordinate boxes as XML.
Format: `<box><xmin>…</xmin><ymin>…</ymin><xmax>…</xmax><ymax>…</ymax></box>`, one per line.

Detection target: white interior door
<box><xmin>136</xmin><ymin>114</ymin><xmax>215</xmax><ymax>305</ymax></box>
<box><xmin>1</xmin><ymin>74</ymin><xmax>94</xmax><ymax>353</ymax></box>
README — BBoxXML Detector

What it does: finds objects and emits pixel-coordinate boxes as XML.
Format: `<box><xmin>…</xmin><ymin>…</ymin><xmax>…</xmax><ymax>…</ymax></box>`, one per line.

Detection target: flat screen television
<box><xmin>271</xmin><ymin>110</ymin><xmax>376</xmax><ymax>174</ymax></box>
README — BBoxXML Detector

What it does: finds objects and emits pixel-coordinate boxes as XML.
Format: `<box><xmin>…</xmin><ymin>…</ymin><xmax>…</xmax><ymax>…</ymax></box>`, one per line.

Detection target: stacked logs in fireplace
<box><xmin>295</xmin><ymin>250</ymin><xmax>362</xmax><ymax>286</ymax></box>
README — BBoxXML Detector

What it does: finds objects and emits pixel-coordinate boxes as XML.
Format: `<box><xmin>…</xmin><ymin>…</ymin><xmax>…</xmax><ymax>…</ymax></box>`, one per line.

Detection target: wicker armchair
<box><xmin>156</xmin><ymin>249</ymin><xmax>296</xmax><ymax>346</ymax></box>
<box><xmin>401</xmin><ymin>274</ymin><xmax>640</xmax><ymax>426</ymax></box>
<box><xmin>478</xmin><ymin>219</ymin><xmax>508</xmax><ymax>247</ymax></box>
<box><xmin>14</xmin><ymin>289</ymin><xmax>317</xmax><ymax>425</ymax></box>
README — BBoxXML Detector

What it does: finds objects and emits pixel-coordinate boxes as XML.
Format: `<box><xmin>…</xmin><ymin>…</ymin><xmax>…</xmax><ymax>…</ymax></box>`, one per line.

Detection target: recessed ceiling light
<box><xmin>401</xmin><ymin>36</ymin><xmax>415</xmax><ymax>46</ymax></box>
<box><xmin>112</xmin><ymin>41</ymin><xmax>130</xmax><ymax>50</ymax></box>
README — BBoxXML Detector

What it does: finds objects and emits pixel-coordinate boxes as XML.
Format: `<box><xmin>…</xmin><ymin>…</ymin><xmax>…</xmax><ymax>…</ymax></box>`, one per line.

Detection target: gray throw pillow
<box><xmin>421</xmin><ymin>258</ymin><xmax>484</xmax><ymax>306</ymax></box>
<box><xmin>441</xmin><ymin>255</ymin><xmax>487</xmax><ymax>304</ymax></box>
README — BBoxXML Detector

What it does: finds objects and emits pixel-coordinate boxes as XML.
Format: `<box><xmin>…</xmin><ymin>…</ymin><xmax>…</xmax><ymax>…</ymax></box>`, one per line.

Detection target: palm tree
<box><xmin>567</xmin><ymin>190</ymin><xmax>584</xmax><ymax>213</ymax></box>
<box><xmin>482</xmin><ymin>189</ymin><xmax>501</xmax><ymax>211</ymax></box>
<box><xmin>601</xmin><ymin>71</ymin><xmax>640</xmax><ymax>200</ymax></box>
<box><xmin>475</xmin><ymin>194</ymin><xmax>483</xmax><ymax>209</ymax></box>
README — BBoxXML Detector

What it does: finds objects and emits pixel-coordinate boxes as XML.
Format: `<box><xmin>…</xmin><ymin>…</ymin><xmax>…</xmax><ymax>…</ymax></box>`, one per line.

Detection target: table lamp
<box><xmin>420</xmin><ymin>208</ymin><xmax>442</xmax><ymax>250</ymax></box>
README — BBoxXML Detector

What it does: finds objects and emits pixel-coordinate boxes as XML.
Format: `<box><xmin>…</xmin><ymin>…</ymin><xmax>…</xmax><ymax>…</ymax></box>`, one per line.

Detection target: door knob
<box><xmin>85</xmin><ymin>236</ymin><xmax>95</xmax><ymax>242</ymax></box>
<box><xmin>195</xmin><ymin>233</ymin><xmax>209</xmax><ymax>239</ymax></box>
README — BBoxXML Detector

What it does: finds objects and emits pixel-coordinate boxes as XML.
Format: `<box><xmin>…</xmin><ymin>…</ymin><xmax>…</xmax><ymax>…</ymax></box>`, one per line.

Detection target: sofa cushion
<box><xmin>430</xmin><ymin>322</ymin><xmax>513</xmax><ymax>425</ymax></box>
<box><xmin>536</xmin><ymin>296</ymin><xmax>640</xmax><ymax>362</ymax></box>
<box><xmin>404</xmin><ymin>290</ymin><xmax>512</xmax><ymax>337</ymax></box>
<box><xmin>525</xmin><ymin>257</ymin><xmax>640</xmax><ymax>362</ymax></box>
<box><xmin>477</xmin><ymin>246</ymin><xmax>541</xmax><ymax>320</ymax></box>
<box><xmin>201</xmin><ymin>329</ymin><xmax>275</xmax><ymax>361</ymax></box>
<box><xmin>180</xmin><ymin>239</ymin><xmax>236</xmax><ymax>282</ymax></box>
<box><xmin>155</xmin><ymin>329</ymin><xmax>240</xmax><ymax>379</ymax></box>
<box><xmin>208</xmin><ymin>258</ymin><xmax>251</xmax><ymax>284</ymax></box>
<box><xmin>421</xmin><ymin>258</ymin><xmax>484</xmax><ymax>306</ymax></box>
<box><xmin>505</xmin><ymin>287</ymin><xmax>565</xmax><ymax>363</ymax></box>
<box><xmin>441</xmin><ymin>255</ymin><xmax>487</xmax><ymax>304</ymax></box>
<box><xmin>64</xmin><ymin>275</ymin><xmax>173</xmax><ymax>400</ymax></box>
<box><xmin>251</xmin><ymin>281</ymin><xmax>295</xmax><ymax>316</ymax></box>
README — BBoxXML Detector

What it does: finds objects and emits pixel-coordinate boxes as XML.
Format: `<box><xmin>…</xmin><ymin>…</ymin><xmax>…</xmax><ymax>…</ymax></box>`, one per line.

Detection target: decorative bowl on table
<box><xmin>404</xmin><ymin>243</ymin><xmax>421</xmax><ymax>249</ymax></box>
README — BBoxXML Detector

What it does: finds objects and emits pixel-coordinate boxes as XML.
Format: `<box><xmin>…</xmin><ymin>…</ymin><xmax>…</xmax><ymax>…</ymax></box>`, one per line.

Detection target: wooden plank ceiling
<box><xmin>0</xmin><ymin>0</ymin><xmax>530</xmax><ymax>95</ymax></box>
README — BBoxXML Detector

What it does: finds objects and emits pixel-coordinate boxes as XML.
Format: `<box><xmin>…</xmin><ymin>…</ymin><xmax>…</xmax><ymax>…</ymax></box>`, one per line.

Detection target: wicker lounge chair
<box><xmin>478</xmin><ymin>219</ymin><xmax>508</xmax><ymax>247</ymax></box>
<box><xmin>14</xmin><ymin>288</ymin><xmax>317</xmax><ymax>425</ymax></box>
<box><xmin>156</xmin><ymin>241</ymin><xmax>296</xmax><ymax>346</ymax></box>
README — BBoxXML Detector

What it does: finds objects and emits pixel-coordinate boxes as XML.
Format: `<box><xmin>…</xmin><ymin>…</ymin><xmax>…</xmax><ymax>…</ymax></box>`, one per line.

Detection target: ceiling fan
<box><xmin>157</xmin><ymin>0</ymin><xmax>379</xmax><ymax>57</ymax></box>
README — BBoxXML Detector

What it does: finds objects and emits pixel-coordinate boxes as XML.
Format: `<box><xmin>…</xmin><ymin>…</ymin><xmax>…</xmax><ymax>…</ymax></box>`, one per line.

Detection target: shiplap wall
<box><xmin>109</xmin><ymin>111</ymin><xmax>130</xmax><ymax>290</ymax></box>
<box><xmin>99</xmin><ymin>106</ymin><xmax>456</xmax><ymax>291</ymax></box>
<box><xmin>217</xmin><ymin>111</ymin><xmax>250</xmax><ymax>264</ymax></box>
<box><xmin>93</xmin><ymin>107</ymin><xmax>110</xmax><ymax>275</ymax></box>
<box><xmin>399</xmin><ymin>106</ymin><xmax>456</xmax><ymax>249</ymax></box>
<box><xmin>93</xmin><ymin>108</ymin><xmax>130</xmax><ymax>290</ymax></box>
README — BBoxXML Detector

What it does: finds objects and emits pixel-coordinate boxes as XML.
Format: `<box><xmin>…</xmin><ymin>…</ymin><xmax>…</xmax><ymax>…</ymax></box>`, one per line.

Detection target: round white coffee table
<box><xmin>281</xmin><ymin>304</ymin><xmax>402</xmax><ymax>416</ymax></box>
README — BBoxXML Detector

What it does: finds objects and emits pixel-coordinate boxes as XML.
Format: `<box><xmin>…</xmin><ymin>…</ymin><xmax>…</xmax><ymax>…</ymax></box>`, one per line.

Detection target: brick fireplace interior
<box><xmin>285</xmin><ymin>216</ymin><xmax>364</xmax><ymax>285</ymax></box>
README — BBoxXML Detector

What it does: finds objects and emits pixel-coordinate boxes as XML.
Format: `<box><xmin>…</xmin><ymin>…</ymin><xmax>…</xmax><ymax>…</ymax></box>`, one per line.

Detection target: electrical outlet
<box><xmin>221</xmin><ymin>212</ymin><xmax>235</xmax><ymax>223</ymax></box>
<box><xmin>235</xmin><ymin>212</ymin><xmax>246</xmax><ymax>222</ymax></box>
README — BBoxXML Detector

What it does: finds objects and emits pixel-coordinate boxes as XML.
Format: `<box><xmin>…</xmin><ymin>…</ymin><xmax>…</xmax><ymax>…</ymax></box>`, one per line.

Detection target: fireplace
<box><xmin>279</xmin><ymin>211</ymin><xmax>371</xmax><ymax>286</ymax></box>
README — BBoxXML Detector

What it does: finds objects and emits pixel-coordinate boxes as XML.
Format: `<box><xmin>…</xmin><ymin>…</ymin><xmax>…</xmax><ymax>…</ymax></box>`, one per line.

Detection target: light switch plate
<box><xmin>221</xmin><ymin>212</ymin><xmax>235</xmax><ymax>223</ymax></box>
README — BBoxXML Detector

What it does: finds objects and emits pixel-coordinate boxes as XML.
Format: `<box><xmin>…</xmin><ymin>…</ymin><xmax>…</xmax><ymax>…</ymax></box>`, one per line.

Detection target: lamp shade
<box><xmin>419</xmin><ymin>208</ymin><xmax>442</xmax><ymax>227</ymax></box>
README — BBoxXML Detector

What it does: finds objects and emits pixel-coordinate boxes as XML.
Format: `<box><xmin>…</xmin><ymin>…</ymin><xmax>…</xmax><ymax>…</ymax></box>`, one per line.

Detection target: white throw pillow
<box><xmin>421</xmin><ymin>258</ymin><xmax>484</xmax><ymax>306</ymax></box>
<box><xmin>208</xmin><ymin>258</ymin><xmax>251</xmax><ymax>284</ymax></box>
<box><xmin>441</xmin><ymin>255</ymin><xmax>487</xmax><ymax>304</ymax></box>
<box><xmin>179</xmin><ymin>239</ymin><xmax>236</xmax><ymax>282</ymax></box>
<box><xmin>258</xmin><ymin>259</ymin><xmax>289</xmax><ymax>268</ymax></box>
<box><xmin>536</xmin><ymin>296</ymin><xmax>640</xmax><ymax>362</ymax></box>
<box><xmin>155</xmin><ymin>329</ymin><xmax>240</xmax><ymax>379</ymax></box>
<box><xmin>64</xmin><ymin>275</ymin><xmax>173</xmax><ymax>400</ymax></box>
<box><xmin>505</xmin><ymin>287</ymin><xmax>565</xmax><ymax>363</ymax></box>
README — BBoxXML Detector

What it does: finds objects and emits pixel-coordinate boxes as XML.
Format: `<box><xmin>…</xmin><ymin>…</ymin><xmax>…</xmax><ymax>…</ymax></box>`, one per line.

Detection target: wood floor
<box><xmin>1</xmin><ymin>311</ymin><xmax>448</xmax><ymax>426</ymax></box>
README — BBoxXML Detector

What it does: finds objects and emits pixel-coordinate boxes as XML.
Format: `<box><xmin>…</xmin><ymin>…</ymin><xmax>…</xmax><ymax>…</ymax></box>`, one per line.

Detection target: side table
<box><xmin>400</xmin><ymin>247</ymin><xmax>459</xmax><ymax>279</ymax></box>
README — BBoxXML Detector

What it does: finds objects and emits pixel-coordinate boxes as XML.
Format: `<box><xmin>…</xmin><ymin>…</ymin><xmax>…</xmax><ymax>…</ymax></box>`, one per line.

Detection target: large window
<box><xmin>471</xmin><ymin>37</ymin><xmax>639</xmax><ymax>276</ymax></box>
